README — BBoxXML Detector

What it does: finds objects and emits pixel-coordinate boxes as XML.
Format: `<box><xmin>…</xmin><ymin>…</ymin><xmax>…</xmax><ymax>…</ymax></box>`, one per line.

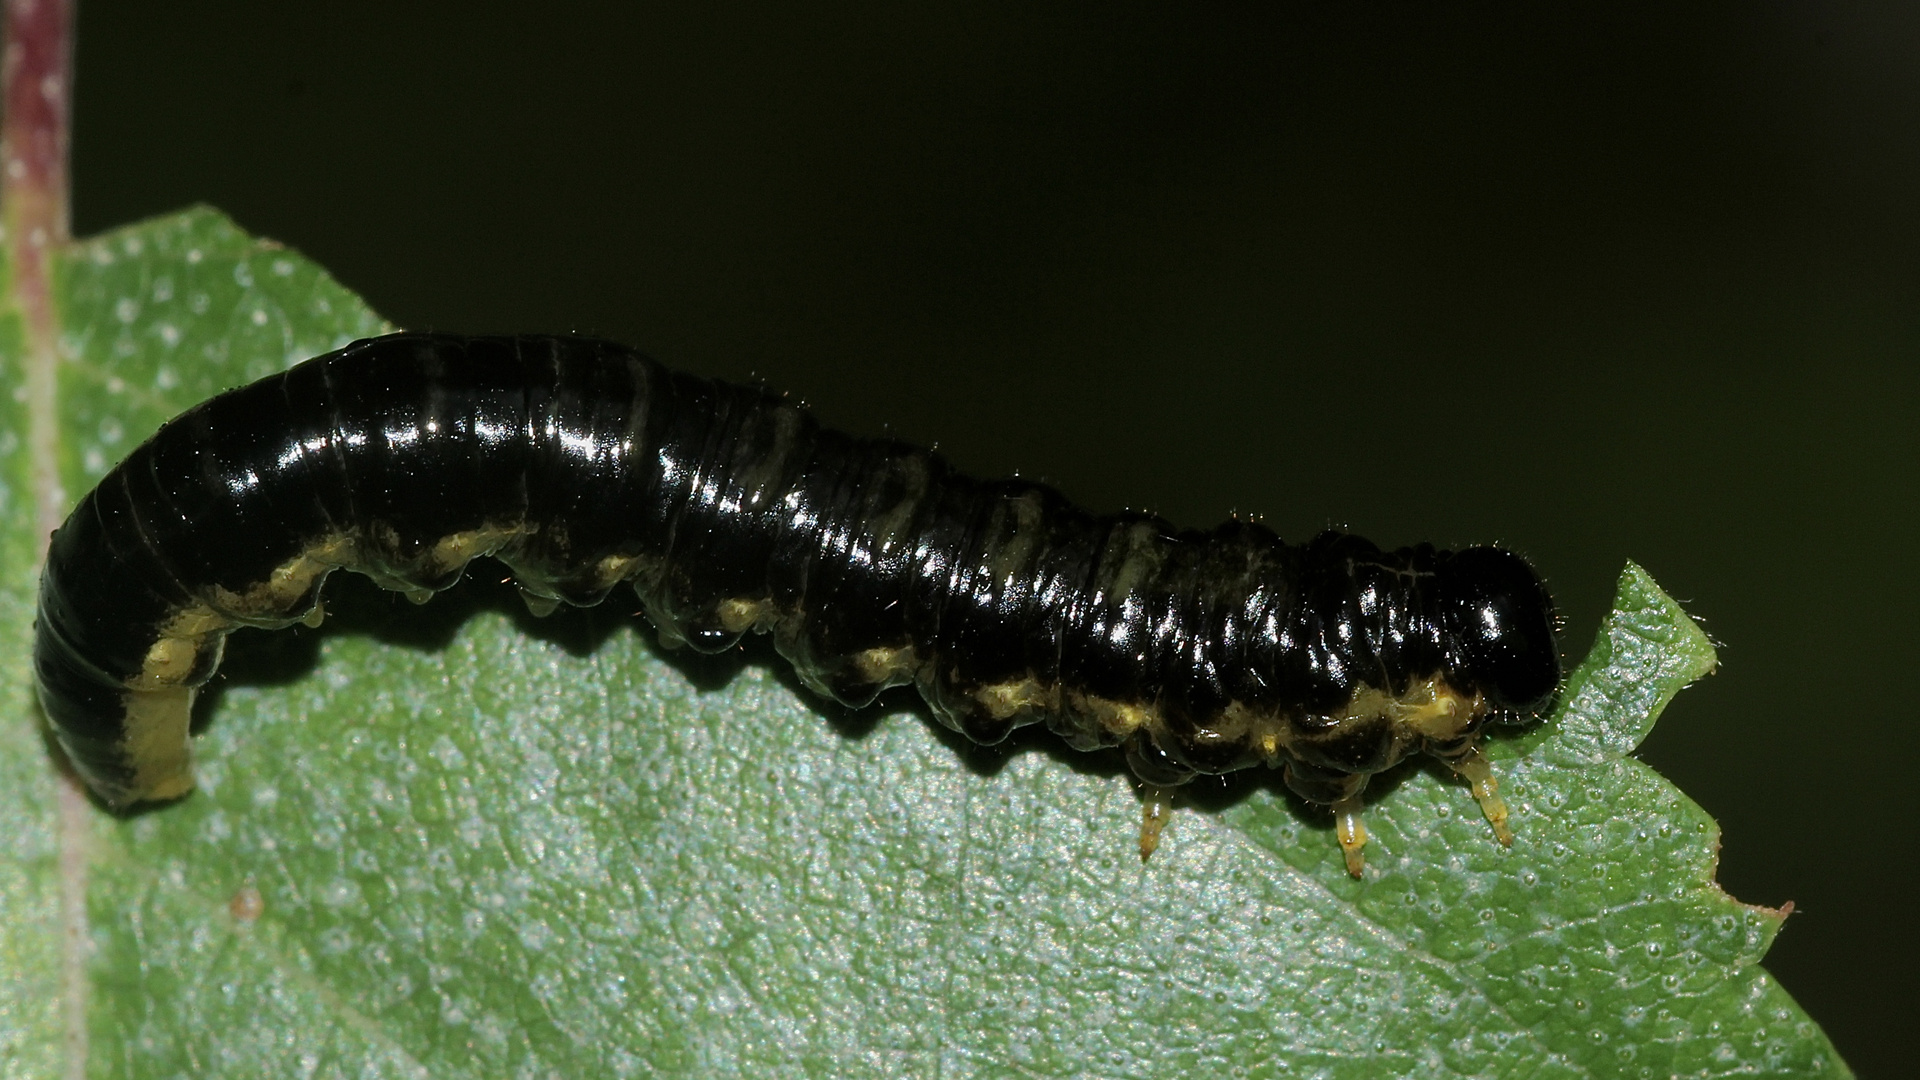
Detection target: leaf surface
<box><xmin>1</xmin><ymin>208</ymin><xmax>1851</xmax><ymax>1078</ymax></box>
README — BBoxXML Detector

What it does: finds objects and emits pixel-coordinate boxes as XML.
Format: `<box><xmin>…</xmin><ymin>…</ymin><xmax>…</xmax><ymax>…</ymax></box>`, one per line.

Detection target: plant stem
<box><xmin>5</xmin><ymin>0</ymin><xmax>70</xmax><ymax>541</ymax></box>
<box><xmin>3</xmin><ymin>2</ymin><xmax>84</xmax><ymax>1078</ymax></box>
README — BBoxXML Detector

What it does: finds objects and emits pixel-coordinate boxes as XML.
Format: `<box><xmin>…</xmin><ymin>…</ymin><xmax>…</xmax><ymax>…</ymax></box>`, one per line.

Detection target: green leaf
<box><xmin>4</xmin><ymin>208</ymin><xmax>1850</xmax><ymax>1078</ymax></box>
<box><xmin>0</xmin><ymin>213</ymin><xmax>63</xmax><ymax>1077</ymax></box>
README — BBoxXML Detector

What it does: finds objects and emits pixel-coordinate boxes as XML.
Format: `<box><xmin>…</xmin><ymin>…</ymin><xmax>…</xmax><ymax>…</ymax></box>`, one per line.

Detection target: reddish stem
<box><xmin>4</xmin><ymin>0</ymin><xmax>73</xmax><ymax>542</ymax></box>
<box><xmin>2</xmin><ymin>0</ymin><xmax>70</xmax><ymax>239</ymax></box>
<box><xmin>3</xmin><ymin>5</ymin><xmax>83</xmax><ymax>1079</ymax></box>
<box><xmin>3</xmin><ymin>0</ymin><xmax>72</xmax><ymax>347</ymax></box>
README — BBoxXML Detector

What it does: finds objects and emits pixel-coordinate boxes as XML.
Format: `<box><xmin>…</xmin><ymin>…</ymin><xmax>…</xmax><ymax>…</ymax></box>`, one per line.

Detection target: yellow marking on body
<box><xmin>717</xmin><ymin>597</ymin><xmax>777</xmax><ymax>634</ymax></box>
<box><xmin>593</xmin><ymin>553</ymin><xmax>648</xmax><ymax>590</ymax></box>
<box><xmin>1065</xmin><ymin>690</ymin><xmax>1158</xmax><ymax>740</ymax></box>
<box><xmin>120</xmin><ymin>687</ymin><xmax>198</xmax><ymax>804</ymax></box>
<box><xmin>428</xmin><ymin>526</ymin><xmax>522</xmax><ymax>576</ymax></box>
<box><xmin>130</xmin><ymin>601</ymin><xmax>231</xmax><ymax>692</ymax></box>
<box><xmin>1312</xmin><ymin>673</ymin><xmax>1487</xmax><ymax>762</ymax></box>
<box><xmin>120</xmin><ymin>536</ymin><xmax>362</xmax><ymax>800</ymax></box>
<box><xmin>155</xmin><ymin>602</ymin><xmax>230</xmax><ymax>640</ymax></box>
<box><xmin>1209</xmin><ymin>699</ymin><xmax>1291</xmax><ymax>763</ymax></box>
<box><xmin>139</xmin><ymin>635</ymin><xmax>204</xmax><ymax>686</ymax></box>
<box><xmin>1388</xmin><ymin>676</ymin><xmax>1483</xmax><ymax>741</ymax></box>
<box><xmin>207</xmin><ymin>534</ymin><xmax>354</xmax><ymax>622</ymax></box>
<box><xmin>118</xmin><ymin>527</ymin><xmax>525</xmax><ymax>806</ymax></box>
<box><xmin>973</xmin><ymin>676</ymin><xmax>1057</xmax><ymax>721</ymax></box>
<box><xmin>1333</xmin><ymin>686</ymin><xmax>1395</xmax><ymax>724</ymax></box>
<box><xmin>853</xmin><ymin>645</ymin><xmax>918</xmax><ymax>684</ymax></box>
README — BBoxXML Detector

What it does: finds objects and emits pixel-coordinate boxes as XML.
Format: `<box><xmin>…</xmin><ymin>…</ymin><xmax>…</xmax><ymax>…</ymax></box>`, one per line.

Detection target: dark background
<box><xmin>71</xmin><ymin>2</ymin><xmax>1914</xmax><ymax>1074</ymax></box>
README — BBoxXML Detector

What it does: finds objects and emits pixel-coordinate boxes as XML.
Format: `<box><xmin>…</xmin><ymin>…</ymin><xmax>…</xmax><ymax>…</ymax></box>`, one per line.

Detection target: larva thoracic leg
<box><xmin>33</xmin><ymin>332</ymin><xmax>1562</xmax><ymax>875</ymax></box>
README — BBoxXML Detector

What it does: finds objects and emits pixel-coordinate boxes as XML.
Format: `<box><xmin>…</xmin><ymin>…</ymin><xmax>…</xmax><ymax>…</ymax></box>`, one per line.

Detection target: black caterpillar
<box><xmin>34</xmin><ymin>332</ymin><xmax>1560</xmax><ymax>875</ymax></box>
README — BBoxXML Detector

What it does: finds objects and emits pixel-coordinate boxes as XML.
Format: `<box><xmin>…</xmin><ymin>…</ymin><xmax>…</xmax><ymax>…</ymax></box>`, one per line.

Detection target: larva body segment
<box><xmin>34</xmin><ymin>333</ymin><xmax>1562</xmax><ymax>873</ymax></box>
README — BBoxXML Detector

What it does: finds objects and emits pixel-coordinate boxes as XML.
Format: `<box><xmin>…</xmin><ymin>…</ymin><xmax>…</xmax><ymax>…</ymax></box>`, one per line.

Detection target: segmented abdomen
<box><xmin>34</xmin><ymin>333</ymin><xmax>1560</xmax><ymax>825</ymax></box>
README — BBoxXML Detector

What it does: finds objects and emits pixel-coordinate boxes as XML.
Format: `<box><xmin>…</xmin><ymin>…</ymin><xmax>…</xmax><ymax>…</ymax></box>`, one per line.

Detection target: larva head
<box><xmin>1437</xmin><ymin>546</ymin><xmax>1561</xmax><ymax>721</ymax></box>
